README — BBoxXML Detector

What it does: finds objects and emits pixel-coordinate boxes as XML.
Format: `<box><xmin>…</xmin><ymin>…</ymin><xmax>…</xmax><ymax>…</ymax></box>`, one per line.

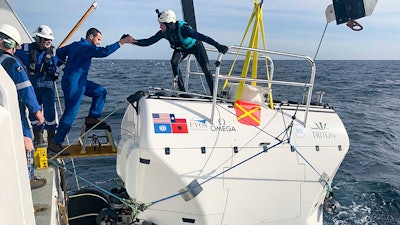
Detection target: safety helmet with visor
<box><xmin>0</xmin><ymin>24</ymin><xmax>21</xmax><ymax>49</ymax></box>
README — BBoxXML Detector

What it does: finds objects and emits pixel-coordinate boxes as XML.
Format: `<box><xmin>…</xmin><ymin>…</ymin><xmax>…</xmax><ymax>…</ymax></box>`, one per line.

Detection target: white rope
<box><xmin>54</xmin><ymin>82</ymin><xmax>80</xmax><ymax>189</ymax></box>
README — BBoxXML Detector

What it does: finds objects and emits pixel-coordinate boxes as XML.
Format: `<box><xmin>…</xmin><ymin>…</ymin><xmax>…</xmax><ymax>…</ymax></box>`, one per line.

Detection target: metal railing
<box><xmin>184</xmin><ymin>45</ymin><xmax>316</xmax><ymax>125</ymax></box>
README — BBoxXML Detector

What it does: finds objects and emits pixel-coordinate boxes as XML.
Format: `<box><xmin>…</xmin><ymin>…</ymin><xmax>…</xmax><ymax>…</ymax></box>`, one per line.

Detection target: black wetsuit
<box><xmin>135</xmin><ymin>22</ymin><xmax>226</xmax><ymax>94</ymax></box>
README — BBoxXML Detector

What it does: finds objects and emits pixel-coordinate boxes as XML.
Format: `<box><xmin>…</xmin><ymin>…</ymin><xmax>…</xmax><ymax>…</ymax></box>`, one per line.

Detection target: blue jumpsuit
<box><xmin>54</xmin><ymin>38</ymin><xmax>120</xmax><ymax>144</ymax></box>
<box><xmin>15</xmin><ymin>43</ymin><xmax>58</xmax><ymax>131</ymax></box>
<box><xmin>0</xmin><ymin>51</ymin><xmax>42</xmax><ymax>180</ymax></box>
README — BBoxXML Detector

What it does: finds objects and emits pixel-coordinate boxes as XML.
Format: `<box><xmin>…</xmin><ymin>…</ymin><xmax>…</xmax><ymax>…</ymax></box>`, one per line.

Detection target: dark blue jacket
<box><xmin>0</xmin><ymin>52</ymin><xmax>41</xmax><ymax>138</ymax></box>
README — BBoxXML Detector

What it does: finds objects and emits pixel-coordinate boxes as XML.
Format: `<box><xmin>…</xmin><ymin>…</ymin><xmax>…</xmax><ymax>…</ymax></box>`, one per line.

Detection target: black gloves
<box><xmin>51</xmin><ymin>74</ymin><xmax>59</xmax><ymax>81</ymax></box>
<box><xmin>46</xmin><ymin>72</ymin><xmax>58</xmax><ymax>81</ymax></box>
<box><xmin>120</xmin><ymin>34</ymin><xmax>130</xmax><ymax>39</ymax></box>
<box><xmin>216</xmin><ymin>44</ymin><xmax>229</xmax><ymax>54</ymax></box>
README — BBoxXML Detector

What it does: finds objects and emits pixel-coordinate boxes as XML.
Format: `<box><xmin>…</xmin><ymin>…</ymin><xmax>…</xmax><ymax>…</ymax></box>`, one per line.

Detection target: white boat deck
<box><xmin>32</xmin><ymin>166</ymin><xmax>65</xmax><ymax>225</ymax></box>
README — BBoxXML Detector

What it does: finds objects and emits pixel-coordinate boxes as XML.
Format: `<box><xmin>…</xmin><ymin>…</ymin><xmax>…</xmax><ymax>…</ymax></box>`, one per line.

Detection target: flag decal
<box><xmin>153</xmin><ymin>113</ymin><xmax>188</xmax><ymax>134</ymax></box>
<box><xmin>234</xmin><ymin>100</ymin><xmax>261</xmax><ymax>126</ymax></box>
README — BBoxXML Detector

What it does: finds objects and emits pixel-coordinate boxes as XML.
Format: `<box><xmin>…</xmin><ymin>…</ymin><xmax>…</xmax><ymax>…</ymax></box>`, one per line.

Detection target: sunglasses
<box><xmin>40</xmin><ymin>37</ymin><xmax>52</xmax><ymax>42</ymax></box>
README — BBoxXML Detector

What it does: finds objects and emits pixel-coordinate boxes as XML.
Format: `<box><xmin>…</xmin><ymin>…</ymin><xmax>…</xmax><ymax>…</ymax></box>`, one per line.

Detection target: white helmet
<box><xmin>0</xmin><ymin>24</ymin><xmax>21</xmax><ymax>48</ymax></box>
<box><xmin>157</xmin><ymin>9</ymin><xmax>176</xmax><ymax>23</ymax></box>
<box><xmin>33</xmin><ymin>25</ymin><xmax>54</xmax><ymax>40</ymax></box>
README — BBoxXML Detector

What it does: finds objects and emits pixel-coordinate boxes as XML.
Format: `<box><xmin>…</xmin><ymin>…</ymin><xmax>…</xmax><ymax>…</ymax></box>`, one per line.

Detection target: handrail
<box><xmin>185</xmin><ymin>45</ymin><xmax>316</xmax><ymax>125</ymax></box>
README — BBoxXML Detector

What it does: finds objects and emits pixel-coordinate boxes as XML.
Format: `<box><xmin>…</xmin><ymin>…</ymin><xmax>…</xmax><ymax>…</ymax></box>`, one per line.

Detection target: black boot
<box><xmin>33</xmin><ymin>129</ymin><xmax>44</xmax><ymax>147</ymax></box>
<box><xmin>47</xmin><ymin>130</ymin><xmax>56</xmax><ymax>146</ymax></box>
<box><xmin>85</xmin><ymin>117</ymin><xmax>106</xmax><ymax>125</ymax></box>
<box><xmin>30</xmin><ymin>176</ymin><xmax>46</xmax><ymax>190</ymax></box>
<box><xmin>48</xmin><ymin>142</ymin><xmax>70</xmax><ymax>156</ymax></box>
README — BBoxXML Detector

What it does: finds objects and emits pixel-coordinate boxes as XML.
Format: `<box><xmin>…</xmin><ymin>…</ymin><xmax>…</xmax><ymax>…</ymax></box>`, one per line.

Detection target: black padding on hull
<box><xmin>68</xmin><ymin>189</ymin><xmax>110</xmax><ymax>225</ymax></box>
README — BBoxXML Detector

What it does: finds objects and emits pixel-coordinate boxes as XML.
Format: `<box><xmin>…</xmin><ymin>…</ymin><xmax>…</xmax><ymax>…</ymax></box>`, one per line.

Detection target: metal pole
<box><xmin>57</xmin><ymin>1</ymin><xmax>98</xmax><ymax>48</ymax></box>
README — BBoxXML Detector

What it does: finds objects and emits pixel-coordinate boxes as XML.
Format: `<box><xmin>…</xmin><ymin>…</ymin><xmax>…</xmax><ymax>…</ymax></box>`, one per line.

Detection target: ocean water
<box><xmin>61</xmin><ymin>59</ymin><xmax>400</xmax><ymax>224</ymax></box>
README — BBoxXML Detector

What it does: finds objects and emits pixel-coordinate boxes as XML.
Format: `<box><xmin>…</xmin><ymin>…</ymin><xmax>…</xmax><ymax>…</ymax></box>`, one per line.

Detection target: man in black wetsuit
<box><xmin>133</xmin><ymin>9</ymin><xmax>229</xmax><ymax>95</ymax></box>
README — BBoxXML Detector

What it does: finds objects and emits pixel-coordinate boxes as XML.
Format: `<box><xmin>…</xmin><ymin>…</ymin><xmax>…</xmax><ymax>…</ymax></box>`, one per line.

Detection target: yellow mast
<box><xmin>223</xmin><ymin>0</ymin><xmax>274</xmax><ymax>109</ymax></box>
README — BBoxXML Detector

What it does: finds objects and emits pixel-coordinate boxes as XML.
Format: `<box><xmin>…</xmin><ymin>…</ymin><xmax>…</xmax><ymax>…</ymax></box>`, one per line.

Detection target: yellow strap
<box><xmin>257</xmin><ymin>6</ymin><xmax>274</xmax><ymax>109</ymax></box>
<box><xmin>222</xmin><ymin>3</ymin><xmax>257</xmax><ymax>91</ymax></box>
<box><xmin>235</xmin><ymin>3</ymin><xmax>260</xmax><ymax>100</ymax></box>
<box><xmin>225</xmin><ymin>1</ymin><xmax>274</xmax><ymax>109</ymax></box>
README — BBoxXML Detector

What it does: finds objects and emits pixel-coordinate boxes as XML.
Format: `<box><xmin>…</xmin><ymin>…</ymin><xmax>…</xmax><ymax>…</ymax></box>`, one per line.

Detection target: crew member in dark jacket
<box><xmin>15</xmin><ymin>25</ymin><xmax>58</xmax><ymax>147</ymax></box>
<box><xmin>133</xmin><ymin>9</ymin><xmax>229</xmax><ymax>94</ymax></box>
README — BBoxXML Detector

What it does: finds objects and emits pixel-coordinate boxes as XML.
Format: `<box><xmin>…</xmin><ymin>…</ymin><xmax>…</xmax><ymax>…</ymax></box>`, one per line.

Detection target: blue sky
<box><xmin>9</xmin><ymin>0</ymin><xmax>399</xmax><ymax>60</ymax></box>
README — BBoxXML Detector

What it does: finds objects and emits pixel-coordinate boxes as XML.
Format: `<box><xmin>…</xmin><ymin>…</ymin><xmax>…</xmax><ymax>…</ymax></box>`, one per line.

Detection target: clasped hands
<box><xmin>119</xmin><ymin>34</ymin><xmax>134</xmax><ymax>45</ymax></box>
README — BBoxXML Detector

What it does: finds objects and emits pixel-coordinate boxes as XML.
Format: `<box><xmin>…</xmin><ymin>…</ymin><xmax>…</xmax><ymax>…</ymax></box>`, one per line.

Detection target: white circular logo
<box><xmin>159</xmin><ymin>125</ymin><xmax>167</xmax><ymax>132</ymax></box>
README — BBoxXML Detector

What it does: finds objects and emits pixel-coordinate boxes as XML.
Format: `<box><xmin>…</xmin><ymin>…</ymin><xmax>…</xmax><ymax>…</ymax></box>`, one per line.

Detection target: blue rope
<box><xmin>148</xmin><ymin>140</ymin><xmax>284</xmax><ymax>207</ymax></box>
<box><xmin>49</xmin><ymin>160</ymin><xmax>134</xmax><ymax>207</ymax></box>
<box><xmin>148</xmin><ymin>138</ymin><xmax>332</xmax><ymax>207</ymax></box>
<box><xmin>288</xmin><ymin>144</ymin><xmax>331</xmax><ymax>192</ymax></box>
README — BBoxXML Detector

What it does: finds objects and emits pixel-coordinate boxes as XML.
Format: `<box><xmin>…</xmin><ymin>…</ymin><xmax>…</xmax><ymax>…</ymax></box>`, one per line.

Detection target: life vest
<box><xmin>177</xmin><ymin>21</ymin><xmax>196</xmax><ymax>49</ymax></box>
<box><xmin>166</xmin><ymin>21</ymin><xmax>196</xmax><ymax>50</ymax></box>
<box><xmin>26</xmin><ymin>43</ymin><xmax>56</xmax><ymax>79</ymax></box>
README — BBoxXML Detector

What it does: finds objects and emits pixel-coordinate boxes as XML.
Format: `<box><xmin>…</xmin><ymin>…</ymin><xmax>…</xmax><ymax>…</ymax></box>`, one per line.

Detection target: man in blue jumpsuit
<box><xmin>133</xmin><ymin>9</ymin><xmax>229</xmax><ymax>95</ymax></box>
<box><xmin>0</xmin><ymin>24</ymin><xmax>47</xmax><ymax>189</ymax></box>
<box><xmin>48</xmin><ymin>28</ymin><xmax>133</xmax><ymax>155</ymax></box>
<box><xmin>15</xmin><ymin>25</ymin><xmax>58</xmax><ymax>147</ymax></box>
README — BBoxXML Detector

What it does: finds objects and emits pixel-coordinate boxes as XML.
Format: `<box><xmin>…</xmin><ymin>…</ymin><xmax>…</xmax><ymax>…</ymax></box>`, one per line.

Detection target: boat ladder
<box><xmin>80</xmin><ymin>123</ymin><xmax>117</xmax><ymax>154</ymax></box>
